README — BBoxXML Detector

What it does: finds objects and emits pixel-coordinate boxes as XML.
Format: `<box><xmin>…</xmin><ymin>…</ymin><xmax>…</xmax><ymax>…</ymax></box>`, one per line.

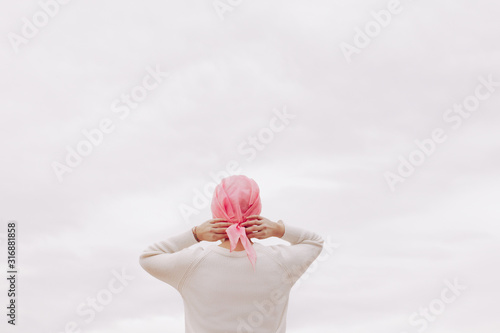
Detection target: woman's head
<box><xmin>211</xmin><ymin>175</ymin><xmax>262</xmax><ymax>223</ymax></box>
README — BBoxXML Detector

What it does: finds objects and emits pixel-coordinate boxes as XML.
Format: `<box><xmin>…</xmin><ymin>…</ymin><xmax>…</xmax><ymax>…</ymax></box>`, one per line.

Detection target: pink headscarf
<box><xmin>211</xmin><ymin>175</ymin><xmax>262</xmax><ymax>270</ymax></box>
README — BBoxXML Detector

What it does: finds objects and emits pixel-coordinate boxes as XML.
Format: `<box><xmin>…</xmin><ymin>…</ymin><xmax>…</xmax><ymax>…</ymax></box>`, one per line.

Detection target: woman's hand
<box><xmin>241</xmin><ymin>215</ymin><xmax>285</xmax><ymax>240</ymax></box>
<box><xmin>195</xmin><ymin>218</ymin><xmax>232</xmax><ymax>242</ymax></box>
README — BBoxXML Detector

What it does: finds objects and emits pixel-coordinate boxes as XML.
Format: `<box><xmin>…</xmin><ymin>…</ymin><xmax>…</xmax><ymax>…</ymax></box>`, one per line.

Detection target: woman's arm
<box><xmin>242</xmin><ymin>215</ymin><xmax>324</xmax><ymax>285</ymax></box>
<box><xmin>139</xmin><ymin>228</ymin><xmax>199</xmax><ymax>289</ymax></box>
<box><xmin>139</xmin><ymin>218</ymin><xmax>231</xmax><ymax>289</ymax></box>
<box><xmin>277</xmin><ymin>223</ymin><xmax>325</xmax><ymax>285</ymax></box>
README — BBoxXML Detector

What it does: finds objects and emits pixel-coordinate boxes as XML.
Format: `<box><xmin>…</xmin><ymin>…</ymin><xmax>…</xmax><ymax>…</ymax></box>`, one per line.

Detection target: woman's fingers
<box><xmin>214</xmin><ymin>222</ymin><xmax>233</xmax><ymax>228</ymax></box>
<box><xmin>213</xmin><ymin>223</ymin><xmax>232</xmax><ymax>233</ymax></box>
<box><xmin>245</xmin><ymin>225</ymin><xmax>265</xmax><ymax>233</ymax></box>
<box><xmin>210</xmin><ymin>218</ymin><xmax>227</xmax><ymax>223</ymax></box>
<box><xmin>241</xmin><ymin>220</ymin><xmax>262</xmax><ymax>227</ymax></box>
<box><xmin>204</xmin><ymin>217</ymin><xmax>271</xmax><ymax>240</ymax></box>
<box><xmin>247</xmin><ymin>231</ymin><xmax>264</xmax><ymax>239</ymax></box>
<box><xmin>246</xmin><ymin>215</ymin><xmax>262</xmax><ymax>220</ymax></box>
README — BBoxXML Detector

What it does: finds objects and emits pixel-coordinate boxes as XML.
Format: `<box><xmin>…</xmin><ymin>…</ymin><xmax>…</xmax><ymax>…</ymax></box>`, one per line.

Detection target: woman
<box><xmin>139</xmin><ymin>175</ymin><xmax>324</xmax><ymax>333</ymax></box>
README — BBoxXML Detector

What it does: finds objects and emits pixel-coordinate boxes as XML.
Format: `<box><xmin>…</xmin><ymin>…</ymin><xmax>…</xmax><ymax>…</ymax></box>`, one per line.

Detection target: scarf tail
<box><xmin>226</xmin><ymin>224</ymin><xmax>256</xmax><ymax>270</ymax></box>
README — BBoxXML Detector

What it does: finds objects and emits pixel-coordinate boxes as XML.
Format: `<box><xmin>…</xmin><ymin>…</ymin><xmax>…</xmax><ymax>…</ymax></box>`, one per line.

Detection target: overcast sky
<box><xmin>1</xmin><ymin>0</ymin><xmax>499</xmax><ymax>332</ymax></box>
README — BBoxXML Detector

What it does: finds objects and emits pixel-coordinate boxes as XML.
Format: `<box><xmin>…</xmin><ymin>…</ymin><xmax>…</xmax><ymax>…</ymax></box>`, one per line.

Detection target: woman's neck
<box><xmin>218</xmin><ymin>238</ymin><xmax>253</xmax><ymax>251</ymax></box>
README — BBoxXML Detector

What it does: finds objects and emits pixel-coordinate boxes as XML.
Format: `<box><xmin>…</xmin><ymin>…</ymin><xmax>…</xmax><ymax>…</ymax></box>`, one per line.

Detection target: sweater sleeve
<box><xmin>268</xmin><ymin>223</ymin><xmax>324</xmax><ymax>286</ymax></box>
<box><xmin>139</xmin><ymin>228</ymin><xmax>201</xmax><ymax>290</ymax></box>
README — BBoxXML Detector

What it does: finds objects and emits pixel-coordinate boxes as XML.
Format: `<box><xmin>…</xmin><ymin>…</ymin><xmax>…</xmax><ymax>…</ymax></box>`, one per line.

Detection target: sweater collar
<box><xmin>210</xmin><ymin>243</ymin><xmax>261</xmax><ymax>257</ymax></box>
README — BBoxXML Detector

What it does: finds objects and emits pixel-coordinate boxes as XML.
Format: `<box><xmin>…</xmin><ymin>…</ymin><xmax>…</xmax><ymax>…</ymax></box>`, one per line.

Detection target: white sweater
<box><xmin>139</xmin><ymin>223</ymin><xmax>324</xmax><ymax>333</ymax></box>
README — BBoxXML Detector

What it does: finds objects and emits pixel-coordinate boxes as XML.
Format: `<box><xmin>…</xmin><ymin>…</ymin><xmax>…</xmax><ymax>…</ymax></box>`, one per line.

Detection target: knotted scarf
<box><xmin>211</xmin><ymin>175</ymin><xmax>262</xmax><ymax>270</ymax></box>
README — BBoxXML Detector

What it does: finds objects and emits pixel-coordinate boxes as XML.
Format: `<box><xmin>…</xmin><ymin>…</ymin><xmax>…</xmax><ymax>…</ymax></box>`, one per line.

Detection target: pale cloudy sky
<box><xmin>1</xmin><ymin>0</ymin><xmax>499</xmax><ymax>332</ymax></box>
